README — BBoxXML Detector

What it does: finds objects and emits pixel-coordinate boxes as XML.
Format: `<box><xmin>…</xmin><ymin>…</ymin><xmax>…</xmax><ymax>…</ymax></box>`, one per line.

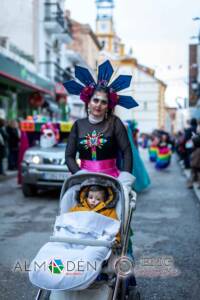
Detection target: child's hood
<box><xmin>76</xmin><ymin>178</ymin><xmax>118</xmax><ymax>211</ymax></box>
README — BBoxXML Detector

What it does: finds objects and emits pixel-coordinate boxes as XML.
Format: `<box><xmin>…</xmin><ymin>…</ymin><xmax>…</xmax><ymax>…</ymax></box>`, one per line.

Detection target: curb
<box><xmin>179</xmin><ymin>160</ymin><xmax>200</xmax><ymax>204</ymax></box>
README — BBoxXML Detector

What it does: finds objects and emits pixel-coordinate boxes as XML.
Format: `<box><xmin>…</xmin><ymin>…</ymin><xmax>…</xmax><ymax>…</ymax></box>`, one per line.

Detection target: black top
<box><xmin>65</xmin><ymin>115</ymin><xmax>133</xmax><ymax>174</ymax></box>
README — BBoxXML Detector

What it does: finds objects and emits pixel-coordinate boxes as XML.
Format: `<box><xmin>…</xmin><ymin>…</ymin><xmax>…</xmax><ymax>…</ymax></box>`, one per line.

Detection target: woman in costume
<box><xmin>148</xmin><ymin>133</ymin><xmax>160</xmax><ymax>162</ymax></box>
<box><xmin>63</xmin><ymin>61</ymin><xmax>138</xmax><ymax>289</ymax></box>
<box><xmin>63</xmin><ymin>60</ymin><xmax>138</xmax><ymax>180</ymax></box>
<box><xmin>155</xmin><ymin>132</ymin><xmax>172</xmax><ymax>169</ymax></box>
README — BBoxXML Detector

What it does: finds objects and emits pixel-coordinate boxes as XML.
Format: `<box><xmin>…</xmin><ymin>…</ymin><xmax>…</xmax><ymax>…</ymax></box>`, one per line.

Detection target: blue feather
<box><xmin>109</xmin><ymin>75</ymin><xmax>132</xmax><ymax>92</ymax></box>
<box><xmin>97</xmin><ymin>60</ymin><xmax>114</xmax><ymax>84</ymax></box>
<box><xmin>75</xmin><ymin>66</ymin><xmax>96</xmax><ymax>86</ymax></box>
<box><xmin>63</xmin><ymin>80</ymin><xmax>84</xmax><ymax>95</ymax></box>
<box><xmin>118</xmin><ymin>96</ymin><xmax>139</xmax><ymax>109</ymax></box>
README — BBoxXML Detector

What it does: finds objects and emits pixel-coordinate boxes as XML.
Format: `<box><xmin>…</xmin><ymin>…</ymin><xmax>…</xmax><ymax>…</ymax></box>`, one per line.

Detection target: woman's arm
<box><xmin>65</xmin><ymin>121</ymin><xmax>80</xmax><ymax>173</ymax></box>
<box><xmin>114</xmin><ymin>117</ymin><xmax>133</xmax><ymax>173</ymax></box>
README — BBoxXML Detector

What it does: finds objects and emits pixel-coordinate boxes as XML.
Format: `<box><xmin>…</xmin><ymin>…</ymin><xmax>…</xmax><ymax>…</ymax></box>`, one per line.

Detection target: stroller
<box><xmin>29</xmin><ymin>172</ymin><xmax>140</xmax><ymax>300</ymax></box>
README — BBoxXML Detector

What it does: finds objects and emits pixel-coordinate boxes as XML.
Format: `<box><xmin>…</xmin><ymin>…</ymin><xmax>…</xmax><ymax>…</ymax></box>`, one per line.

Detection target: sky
<box><xmin>65</xmin><ymin>0</ymin><xmax>200</xmax><ymax>106</ymax></box>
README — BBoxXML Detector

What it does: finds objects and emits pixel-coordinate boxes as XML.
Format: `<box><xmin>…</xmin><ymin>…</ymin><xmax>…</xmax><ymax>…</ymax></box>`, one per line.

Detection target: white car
<box><xmin>21</xmin><ymin>143</ymin><xmax>71</xmax><ymax>197</ymax></box>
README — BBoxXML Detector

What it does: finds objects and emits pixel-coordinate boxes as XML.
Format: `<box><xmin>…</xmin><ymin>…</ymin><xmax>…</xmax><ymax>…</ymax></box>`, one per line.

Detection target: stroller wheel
<box><xmin>35</xmin><ymin>289</ymin><xmax>51</xmax><ymax>300</ymax></box>
<box><xmin>127</xmin><ymin>286</ymin><xmax>141</xmax><ymax>300</ymax></box>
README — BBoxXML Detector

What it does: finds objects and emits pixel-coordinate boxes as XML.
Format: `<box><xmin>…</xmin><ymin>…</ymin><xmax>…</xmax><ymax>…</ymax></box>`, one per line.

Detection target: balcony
<box><xmin>0</xmin><ymin>37</ymin><xmax>36</xmax><ymax>73</ymax></box>
<box><xmin>44</xmin><ymin>2</ymin><xmax>65</xmax><ymax>34</ymax></box>
<box><xmin>42</xmin><ymin>61</ymin><xmax>73</xmax><ymax>83</ymax></box>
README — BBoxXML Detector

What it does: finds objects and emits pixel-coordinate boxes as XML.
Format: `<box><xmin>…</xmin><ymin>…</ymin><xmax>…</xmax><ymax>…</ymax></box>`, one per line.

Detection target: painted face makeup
<box><xmin>88</xmin><ymin>91</ymin><xmax>109</xmax><ymax>118</ymax></box>
<box><xmin>91</xmin><ymin>97</ymin><xmax>108</xmax><ymax>106</ymax></box>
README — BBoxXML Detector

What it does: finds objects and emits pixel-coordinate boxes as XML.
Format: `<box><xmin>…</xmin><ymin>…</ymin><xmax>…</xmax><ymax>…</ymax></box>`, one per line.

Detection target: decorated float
<box><xmin>18</xmin><ymin>115</ymin><xmax>73</xmax><ymax>184</ymax></box>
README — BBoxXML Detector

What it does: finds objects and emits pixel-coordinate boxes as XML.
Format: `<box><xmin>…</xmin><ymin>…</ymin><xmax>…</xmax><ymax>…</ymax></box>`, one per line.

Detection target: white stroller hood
<box><xmin>29</xmin><ymin>211</ymin><xmax>120</xmax><ymax>290</ymax></box>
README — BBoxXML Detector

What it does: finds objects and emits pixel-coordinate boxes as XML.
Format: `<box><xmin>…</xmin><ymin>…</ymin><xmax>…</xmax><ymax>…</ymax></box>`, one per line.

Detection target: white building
<box><xmin>0</xmin><ymin>0</ymin><xmax>73</xmax><ymax>119</ymax></box>
<box><xmin>98</xmin><ymin>55</ymin><xmax>166</xmax><ymax>134</ymax></box>
<box><xmin>96</xmin><ymin>0</ymin><xmax>166</xmax><ymax>134</ymax></box>
<box><xmin>0</xmin><ymin>0</ymin><xmax>72</xmax><ymax>82</ymax></box>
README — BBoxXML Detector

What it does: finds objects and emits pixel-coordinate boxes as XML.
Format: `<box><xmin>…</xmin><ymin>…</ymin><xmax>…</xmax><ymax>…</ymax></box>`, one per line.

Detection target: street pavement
<box><xmin>0</xmin><ymin>150</ymin><xmax>200</xmax><ymax>299</ymax></box>
<box><xmin>133</xmin><ymin>149</ymin><xmax>200</xmax><ymax>300</ymax></box>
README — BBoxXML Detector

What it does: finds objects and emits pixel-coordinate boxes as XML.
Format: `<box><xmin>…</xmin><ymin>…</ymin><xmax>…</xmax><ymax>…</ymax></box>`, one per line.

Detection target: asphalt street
<box><xmin>133</xmin><ymin>150</ymin><xmax>200</xmax><ymax>300</ymax></box>
<box><xmin>0</xmin><ymin>150</ymin><xmax>200</xmax><ymax>300</ymax></box>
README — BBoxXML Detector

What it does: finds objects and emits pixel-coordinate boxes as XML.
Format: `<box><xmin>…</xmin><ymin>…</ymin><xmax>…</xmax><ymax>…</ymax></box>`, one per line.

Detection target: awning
<box><xmin>0</xmin><ymin>53</ymin><xmax>55</xmax><ymax>96</ymax></box>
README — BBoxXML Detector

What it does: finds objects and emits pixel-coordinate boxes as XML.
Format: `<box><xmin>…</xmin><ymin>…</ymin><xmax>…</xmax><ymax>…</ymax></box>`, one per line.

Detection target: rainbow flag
<box><xmin>149</xmin><ymin>146</ymin><xmax>158</xmax><ymax>162</ymax></box>
<box><xmin>155</xmin><ymin>146</ymin><xmax>171</xmax><ymax>169</ymax></box>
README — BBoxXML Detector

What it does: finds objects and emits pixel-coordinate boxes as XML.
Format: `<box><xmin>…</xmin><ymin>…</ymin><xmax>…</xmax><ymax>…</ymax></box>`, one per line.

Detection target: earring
<box><xmin>88</xmin><ymin>107</ymin><xmax>91</xmax><ymax>115</ymax></box>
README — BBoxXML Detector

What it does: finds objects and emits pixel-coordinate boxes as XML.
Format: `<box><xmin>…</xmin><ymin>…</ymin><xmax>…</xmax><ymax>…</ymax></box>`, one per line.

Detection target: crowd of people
<box><xmin>175</xmin><ymin>118</ymin><xmax>200</xmax><ymax>188</ymax></box>
<box><xmin>0</xmin><ymin>118</ymin><xmax>20</xmax><ymax>175</ymax></box>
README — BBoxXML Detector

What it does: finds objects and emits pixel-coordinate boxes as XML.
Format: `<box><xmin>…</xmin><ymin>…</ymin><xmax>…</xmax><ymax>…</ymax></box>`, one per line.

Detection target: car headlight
<box><xmin>23</xmin><ymin>153</ymin><xmax>42</xmax><ymax>164</ymax></box>
<box><xmin>32</xmin><ymin>155</ymin><xmax>42</xmax><ymax>164</ymax></box>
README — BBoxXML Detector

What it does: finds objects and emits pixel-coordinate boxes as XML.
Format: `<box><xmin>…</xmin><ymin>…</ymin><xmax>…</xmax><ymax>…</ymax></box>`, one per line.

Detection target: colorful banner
<box><xmin>20</xmin><ymin>121</ymin><xmax>73</xmax><ymax>133</ymax></box>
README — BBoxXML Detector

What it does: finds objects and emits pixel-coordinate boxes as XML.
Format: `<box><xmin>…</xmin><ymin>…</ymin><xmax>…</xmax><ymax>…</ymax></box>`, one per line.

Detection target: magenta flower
<box><xmin>80</xmin><ymin>85</ymin><xmax>95</xmax><ymax>103</ymax></box>
<box><xmin>108</xmin><ymin>91</ymin><xmax>119</xmax><ymax>109</ymax></box>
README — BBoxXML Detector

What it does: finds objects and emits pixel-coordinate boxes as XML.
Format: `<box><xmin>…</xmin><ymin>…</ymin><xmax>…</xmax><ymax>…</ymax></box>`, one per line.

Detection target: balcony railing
<box><xmin>44</xmin><ymin>1</ymin><xmax>65</xmax><ymax>32</ymax></box>
<box><xmin>41</xmin><ymin>61</ymin><xmax>73</xmax><ymax>83</ymax></box>
<box><xmin>0</xmin><ymin>37</ymin><xmax>34</xmax><ymax>64</ymax></box>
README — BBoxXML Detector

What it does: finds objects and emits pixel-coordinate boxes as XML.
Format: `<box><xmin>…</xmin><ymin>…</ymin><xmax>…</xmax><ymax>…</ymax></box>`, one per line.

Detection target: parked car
<box><xmin>21</xmin><ymin>143</ymin><xmax>71</xmax><ymax>197</ymax></box>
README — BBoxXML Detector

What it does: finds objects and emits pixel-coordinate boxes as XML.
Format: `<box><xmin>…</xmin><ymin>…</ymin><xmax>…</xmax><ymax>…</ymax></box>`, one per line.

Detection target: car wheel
<box><xmin>22</xmin><ymin>183</ymin><xmax>37</xmax><ymax>197</ymax></box>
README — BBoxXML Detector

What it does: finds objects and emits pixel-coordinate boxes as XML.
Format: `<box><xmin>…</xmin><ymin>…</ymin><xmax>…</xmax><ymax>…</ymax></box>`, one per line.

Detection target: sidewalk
<box><xmin>179</xmin><ymin>160</ymin><xmax>200</xmax><ymax>203</ymax></box>
<box><xmin>0</xmin><ymin>170</ymin><xmax>17</xmax><ymax>182</ymax></box>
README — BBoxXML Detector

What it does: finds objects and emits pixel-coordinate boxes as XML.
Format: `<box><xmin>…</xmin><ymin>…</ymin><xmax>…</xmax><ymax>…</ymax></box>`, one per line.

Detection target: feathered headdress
<box><xmin>63</xmin><ymin>60</ymin><xmax>138</xmax><ymax>109</ymax></box>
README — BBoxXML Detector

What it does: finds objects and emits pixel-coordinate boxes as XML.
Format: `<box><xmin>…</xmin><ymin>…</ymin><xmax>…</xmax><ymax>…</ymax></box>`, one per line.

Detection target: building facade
<box><xmin>189</xmin><ymin>44</ymin><xmax>200</xmax><ymax>106</ymax></box>
<box><xmin>95</xmin><ymin>0</ymin><xmax>166</xmax><ymax>133</ymax></box>
<box><xmin>102</xmin><ymin>57</ymin><xmax>167</xmax><ymax>133</ymax></box>
<box><xmin>64</xmin><ymin>14</ymin><xmax>102</xmax><ymax>120</ymax></box>
<box><xmin>0</xmin><ymin>0</ymin><xmax>72</xmax><ymax>120</ymax></box>
<box><xmin>67</xmin><ymin>17</ymin><xmax>101</xmax><ymax>71</ymax></box>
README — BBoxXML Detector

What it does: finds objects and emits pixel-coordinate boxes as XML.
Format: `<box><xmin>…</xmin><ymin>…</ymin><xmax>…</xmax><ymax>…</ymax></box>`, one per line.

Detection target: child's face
<box><xmin>87</xmin><ymin>191</ymin><xmax>105</xmax><ymax>208</ymax></box>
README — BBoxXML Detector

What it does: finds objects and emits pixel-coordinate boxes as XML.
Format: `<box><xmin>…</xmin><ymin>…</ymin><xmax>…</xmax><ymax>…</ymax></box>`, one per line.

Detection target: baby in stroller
<box><xmin>29</xmin><ymin>172</ymin><xmax>139</xmax><ymax>300</ymax></box>
<box><xmin>69</xmin><ymin>183</ymin><xmax>120</xmax><ymax>243</ymax></box>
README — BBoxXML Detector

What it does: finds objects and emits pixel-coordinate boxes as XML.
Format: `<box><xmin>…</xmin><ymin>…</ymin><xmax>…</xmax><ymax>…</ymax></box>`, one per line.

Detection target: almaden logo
<box><xmin>48</xmin><ymin>259</ymin><xmax>64</xmax><ymax>274</ymax></box>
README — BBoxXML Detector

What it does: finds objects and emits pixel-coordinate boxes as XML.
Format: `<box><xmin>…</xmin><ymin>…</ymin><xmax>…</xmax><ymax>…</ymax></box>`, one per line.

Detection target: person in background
<box><xmin>0</xmin><ymin>118</ymin><xmax>8</xmax><ymax>175</ymax></box>
<box><xmin>6</xmin><ymin>120</ymin><xmax>20</xmax><ymax>170</ymax></box>
<box><xmin>183</xmin><ymin>118</ymin><xmax>197</xmax><ymax>169</ymax></box>
<box><xmin>187</xmin><ymin>133</ymin><xmax>200</xmax><ymax>189</ymax></box>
